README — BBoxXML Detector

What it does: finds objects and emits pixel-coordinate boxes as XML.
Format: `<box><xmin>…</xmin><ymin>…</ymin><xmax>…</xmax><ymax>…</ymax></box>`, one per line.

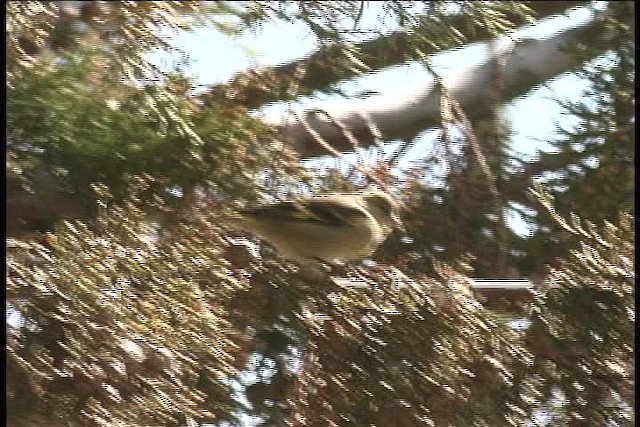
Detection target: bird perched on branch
<box><xmin>232</xmin><ymin>191</ymin><xmax>404</xmax><ymax>263</ymax></box>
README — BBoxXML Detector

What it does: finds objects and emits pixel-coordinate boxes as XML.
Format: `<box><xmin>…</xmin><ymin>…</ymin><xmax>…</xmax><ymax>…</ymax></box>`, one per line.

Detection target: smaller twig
<box><xmin>308</xmin><ymin>109</ymin><xmax>366</xmax><ymax>165</ymax></box>
<box><xmin>291</xmin><ymin>109</ymin><xmax>386</xmax><ymax>188</ymax></box>
<box><xmin>357</xmin><ymin>111</ymin><xmax>386</xmax><ymax>162</ymax></box>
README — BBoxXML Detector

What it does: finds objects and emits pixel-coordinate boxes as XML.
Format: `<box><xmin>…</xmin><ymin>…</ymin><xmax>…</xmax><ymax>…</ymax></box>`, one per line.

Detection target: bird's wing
<box><xmin>239</xmin><ymin>199</ymin><xmax>367</xmax><ymax>227</ymax></box>
<box><xmin>302</xmin><ymin>198</ymin><xmax>368</xmax><ymax>227</ymax></box>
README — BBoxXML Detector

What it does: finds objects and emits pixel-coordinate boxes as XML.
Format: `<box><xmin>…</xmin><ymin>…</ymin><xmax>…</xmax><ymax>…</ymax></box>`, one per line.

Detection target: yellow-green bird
<box><xmin>233</xmin><ymin>191</ymin><xmax>403</xmax><ymax>263</ymax></box>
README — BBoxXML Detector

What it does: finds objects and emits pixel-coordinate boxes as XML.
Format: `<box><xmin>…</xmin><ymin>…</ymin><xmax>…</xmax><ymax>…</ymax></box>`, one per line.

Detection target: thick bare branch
<box><xmin>268</xmin><ymin>17</ymin><xmax>612</xmax><ymax>158</ymax></box>
<box><xmin>199</xmin><ymin>2</ymin><xmax>585</xmax><ymax>110</ymax></box>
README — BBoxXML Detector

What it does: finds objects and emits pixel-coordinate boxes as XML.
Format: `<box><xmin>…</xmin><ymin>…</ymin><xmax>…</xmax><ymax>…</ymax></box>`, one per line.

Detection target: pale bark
<box><xmin>200</xmin><ymin>1</ymin><xmax>585</xmax><ymax>110</ymax></box>
<box><xmin>267</xmin><ymin>18</ymin><xmax>611</xmax><ymax>158</ymax></box>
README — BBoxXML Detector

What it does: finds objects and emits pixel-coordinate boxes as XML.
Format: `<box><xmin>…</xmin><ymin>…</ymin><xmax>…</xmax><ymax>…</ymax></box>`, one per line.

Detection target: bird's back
<box><xmin>235</xmin><ymin>196</ymin><xmax>383</xmax><ymax>262</ymax></box>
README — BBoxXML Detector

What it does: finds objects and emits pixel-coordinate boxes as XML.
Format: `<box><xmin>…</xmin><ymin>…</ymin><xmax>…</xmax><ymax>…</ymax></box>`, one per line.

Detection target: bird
<box><xmin>232</xmin><ymin>191</ymin><xmax>403</xmax><ymax>263</ymax></box>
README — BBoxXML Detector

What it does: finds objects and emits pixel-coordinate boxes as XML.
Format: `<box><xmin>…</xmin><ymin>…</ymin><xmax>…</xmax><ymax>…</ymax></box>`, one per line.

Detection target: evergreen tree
<box><xmin>6</xmin><ymin>2</ymin><xmax>634</xmax><ymax>426</ymax></box>
<box><xmin>513</xmin><ymin>1</ymin><xmax>635</xmax><ymax>275</ymax></box>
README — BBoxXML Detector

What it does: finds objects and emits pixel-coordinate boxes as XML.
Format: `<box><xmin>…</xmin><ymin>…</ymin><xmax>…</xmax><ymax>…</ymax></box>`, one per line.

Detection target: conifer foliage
<box><xmin>6</xmin><ymin>2</ymin><xmax>634</xmax><ymax>426</ymax></box>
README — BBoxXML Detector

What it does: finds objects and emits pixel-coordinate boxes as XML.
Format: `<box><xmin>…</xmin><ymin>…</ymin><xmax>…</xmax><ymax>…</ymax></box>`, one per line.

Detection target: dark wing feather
<box><xmin>240</xmin><ymin>199</ymin><xmax>366</xmax><ymax>227</ymax></box>
<box><xmin>302</xmin><ymin>199</ymin><xmax>367</xmax><ymax>227</ymax></box>
<box><xmin>238</xmin><ymin>201</ymin><xmax>302</xmax><ymax>219</ymax></box>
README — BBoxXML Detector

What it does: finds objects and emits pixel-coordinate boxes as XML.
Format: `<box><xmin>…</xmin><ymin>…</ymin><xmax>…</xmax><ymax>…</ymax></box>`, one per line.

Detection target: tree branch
<box><xmin>268</xmin><ymin>15</ymin><xmax>612</xmax><ymax>158</ymax></box>
<box><xmin>199</xmin><ymin>1</ymin><xmax>586</xmax><ymax>110</ymax></box>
